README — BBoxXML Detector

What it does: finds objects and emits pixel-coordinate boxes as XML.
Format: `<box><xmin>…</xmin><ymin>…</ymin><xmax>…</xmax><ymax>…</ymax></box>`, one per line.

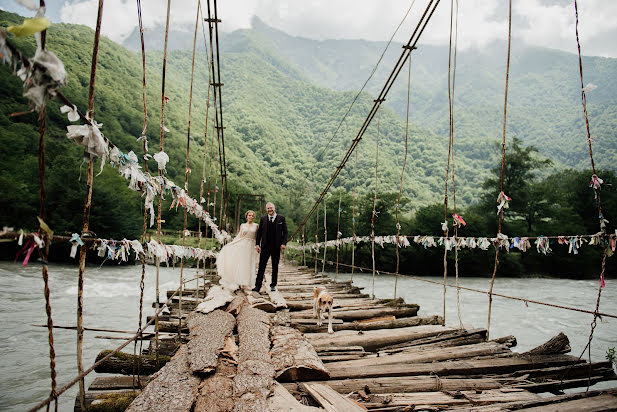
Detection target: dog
<box><xmin>313</xmin><ymin>286</ymin><xmax>334</xmax><ymax>334</ymax></box>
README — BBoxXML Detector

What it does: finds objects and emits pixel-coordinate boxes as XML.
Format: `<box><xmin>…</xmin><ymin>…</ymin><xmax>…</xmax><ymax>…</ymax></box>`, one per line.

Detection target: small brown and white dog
<box><xmin>313</xmin><ymin>286</ymin><xmax>334</xmax><ymax>334</ymax></box>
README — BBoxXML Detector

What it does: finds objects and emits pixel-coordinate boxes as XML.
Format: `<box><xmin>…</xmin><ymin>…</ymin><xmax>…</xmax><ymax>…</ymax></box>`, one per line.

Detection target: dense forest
<box><xmin>0</xmin><ymin>10</ymin><xmax>615</xmax><ymax>277</ymax></box>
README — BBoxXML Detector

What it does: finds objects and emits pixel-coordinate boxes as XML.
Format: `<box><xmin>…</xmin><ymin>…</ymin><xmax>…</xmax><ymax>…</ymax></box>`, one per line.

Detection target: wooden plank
<box><xmin>186</xmin><ymin>309</ymin><xmax>235</xmax><ymax>374</ymax></box>
<box><xmin>306</xmin><ymin>324</ymin><xmax>454</xmax><ymax>352</ymax></box>
<box><xmin>293</xmin><ymin>306</ymin><xmax>419</xmax><ymax>322</ymax></box>
<box><xmin>270</xmin><ymin>326</ymin><xmax>329</xmax><ymax>381</ymax></box>
<box><xmin>355</xmin><ymin>389</ymin><xmax>540</xmax><ymax>409</ymax></box>
<box><xmin>327</xmin><ymin>342</ymin><xmax>511</xmax><ymax>369</ymax></box>
<box><xmin>327</xmin><ymin>354</ymin><xmax>584</xmax><ymax>380</ymax></box>
<box><xmin>267</xmin><ymin>382</ymin><xmax>322</xmax><ymax>411</ymax></box>
<box><xmin>455</xmin><ymin>388</ymin><xmax>617</xmax><ymax>411</ymax></box>
<box><xmin>291</xmin><ymin>376</ymin><xmax>504</xmax><ymax>395</ymax></box>
<box><xmin>303</xmin><ymin>382</ymin><xmax>367</xmax><ymax>411</ymax></box>
<box><xmin>125</xmin><ymin>346</ymin><xmax>200</xmax><ymax>412</ymax></box>
<box><xmin>294</xmin><ymin>315</ymin><xmax>441</xmax><ymax>333</ymax></box>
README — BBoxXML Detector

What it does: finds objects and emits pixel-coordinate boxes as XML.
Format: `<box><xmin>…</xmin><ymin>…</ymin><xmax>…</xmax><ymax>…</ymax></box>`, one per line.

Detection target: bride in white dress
<box><xmin>217</xmin><ymin>210</ymin><xmax>258</xmax><ymax>290</ymax></box>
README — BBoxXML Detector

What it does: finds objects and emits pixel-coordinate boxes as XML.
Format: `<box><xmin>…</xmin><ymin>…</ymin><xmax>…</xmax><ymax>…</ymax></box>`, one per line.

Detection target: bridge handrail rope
<box><xmin>0</xmin><ymin>32</ymin><xmax>231</xmax><ymax>245</ymax></box>
<box><xmin>288</xmin><ymin>231</ymin><xmax>616</xmax><ymax>254</ymax></box>
<box><xmin>290</xmin><ymin>0</ymin><xmax>442</xmax><ymax>241</ymax></box>
<box><xmin>294</xmin><ymin>256</ymin><xmax>617</xmax><ymax>321</ymax></box>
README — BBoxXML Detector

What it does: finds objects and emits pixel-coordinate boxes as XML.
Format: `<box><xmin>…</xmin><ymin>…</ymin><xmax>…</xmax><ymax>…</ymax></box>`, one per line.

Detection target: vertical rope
<box><xmin>196</xmin><ymin>0</ymin><xmax>212</xmax><ymax>301</ymax></box>
<box><xmin>370</xmin><ymin>109</ymin><xmax>381</xmax><ymax>299</ymax></box>
<box><xmin>302</xmin><ymin>227</ymin><xmax>306</xmax><ymax>266</ymax></box>
<box><xmin>450</xmin><ymin>0</ymin><xmax>463</xmax><ymax>331</ymax></box>
<box><xmin>335</xmin><ymin>186</ymin><xmax>342</xmax><ymax>280</ymax></box>
<box><xmin>177</xmin><ymin>0</ymin><xmax>201</xmax><ymax>339</ymax></box>
<box><xmin>133</xmin><ymin>0</ymin><xmax>148</xmax><ymax>388</ymax></box>
<box><xmin>322</xmin><ymin>199</ymin><xmax>327</xmax><ymax>274</ymax></box>
<box><xmin>351</xmin><ymin>149</ymin><xmax>357</xmax><ymax>281</ymax></box>
<box><xmin>573</xmin><ymin>0</ymin><xmax>606</xmax><ymax>385</ymax></box>
<box><xmin>315</xmin><ymin>202</ymin><xmax>319</xmax><ymax>274</ymax></box>
<box><xmin>394</xmin><ymin>55</ymin><xmax>411</xmax><ymax>301</ymax></box>
<box><xmin>154</xmin><ymin>0</ymin><xmax>172</xmax><ymax>366</ymax></box>
<box><xmin>35</xmin><ymin>6</ymin><xmax>58</xmax><ymax>410</ymax></box>
<box><xmin>76</xmin><ymin>1</ymin><xmax>104</xmax><ymax>409</ymax></box>
<box><xmin>487</xmin><ymin>0</ymin><xmax>512</xmax><ymax>339</ymax></box>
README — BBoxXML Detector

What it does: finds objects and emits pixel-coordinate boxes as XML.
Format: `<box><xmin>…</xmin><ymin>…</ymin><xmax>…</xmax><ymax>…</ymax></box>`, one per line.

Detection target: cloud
<box><xmin>57</xmin><ymin>0</ymin><xmax>616</xmax><ymax>57</ymax></box>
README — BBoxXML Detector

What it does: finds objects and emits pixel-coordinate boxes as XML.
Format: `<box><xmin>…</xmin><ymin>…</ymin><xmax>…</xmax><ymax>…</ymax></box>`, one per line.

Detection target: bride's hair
<box><xmin>245</xmin><ymin>210</ymin><xmax>255</xmax><ymax>219</ymax></box>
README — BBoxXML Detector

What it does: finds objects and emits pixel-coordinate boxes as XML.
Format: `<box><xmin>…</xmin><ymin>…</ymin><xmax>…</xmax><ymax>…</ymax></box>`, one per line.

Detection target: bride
<box><xmin>217</xmin><ymin>210</ymin><xmax>258</xmax><ymax>290</ymax></box>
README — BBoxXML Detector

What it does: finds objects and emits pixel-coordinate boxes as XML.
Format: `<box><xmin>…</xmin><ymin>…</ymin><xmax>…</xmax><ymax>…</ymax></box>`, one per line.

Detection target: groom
<box><xmin>253</xmin><ymin>202</ymin><xmax>288</xmax><ymax>292</ymax></box>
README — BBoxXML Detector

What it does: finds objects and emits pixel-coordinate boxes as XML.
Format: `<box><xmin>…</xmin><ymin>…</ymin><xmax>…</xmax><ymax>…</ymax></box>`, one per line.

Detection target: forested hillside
<box><xmin>1</xmin><ymin>10</ymin><xmax>616</xmax><ymax>246</ymax></box>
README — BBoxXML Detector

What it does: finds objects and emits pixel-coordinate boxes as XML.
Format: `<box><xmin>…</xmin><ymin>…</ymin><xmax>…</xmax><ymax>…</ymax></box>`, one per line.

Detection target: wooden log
<box><xmin>247</xmin><ymin>294</ymin><xmax>278</xmax><ymax>312</ymax></box>
<box><xmin>267</xmin><ymin>382</ymin><xmax>323</xmax><ymax>411</ymax></box>
<box><xmin>293</xmin><ymin>305</ymin><xmax>419</xmax><ymax>322</ymax></box>
<box><xmin>270</xmin><ymin>326</ymin><xmax>330</xmax><ymax>381</ymax></box>
<box><xmin>271</xmin><ymin>309</ymin><xmax>292</xmax><ymax>327</ymax></box>
<box><xmin>194</xmin><ymin>346</ymin><xmax>238</xmax><ymax>411</ymax></box>
<box><xmin>94</xmin><ymin>351</ymin><xmax>171</xmax><ymax>375</ymax></box>
<box><xmin>524</xmin><ymin>332</ymin><xmax>571</xmax><ymax>355</ymax></box>
<box><xmin>89</xmin><ymin>376</ymin><xmax>150</xmax><ymax>390</ymax></box>
<box><xmin>125</xmin><ymin>346</ymin><xmax>201</xmax><ymax>412</ymax></box>
<box><xmin>306</xmin><ymin>324</ymin><xmax>453</xmax><ymax>352</ymax></box>
<box><xmin>303</xmin><ymin>383</ymin><xmax>367</xmax><ymax>411</ymax></box>
<box><xmin>186</xmin><ymin>309</ymin><xmax>235</xmax><ymax>374</ymax></box>
<box><xmin>234</xmin><ymin>306</ymin><xmax>275</xmax><ymax>410</ymax></box>
<box><xmin>266</xmin><ymin>288</ymin><xmax>288</xmax><ymax>309</ymax></box>
<box><xmin>354</xmin><ymin>388</ymin><xmax>540</xmax><ymax>409</ymax></box>
<box><xmin>195</xmin><ymin>284</ymin><xmax>236</xmax><ymax>314</ymax></box>
<box><xmin>491</xmin><ymin>334</ymin><xmax>517</xmax><ymax>348</ymax></box>
<box><xmin>285</xmin><ymin>299</ymin><xmax>379</xmax><ymax>311</ymax></box>
<box><xmin>379</xmin><ymin>328</ymin><xmax>487</xmax><ymax>352</ymax></box>
<box><xmin>288</xmin><ymin>376</ymin><xmax>504</xmax><ymax>395</ymax></box>
<box><xmin>328</xmin><ymin>342</ymin><xmax>511</xmax><ymax>369</ymax></box>
<box><xmin>74</xmin><ymin>389</ymin><xmax>140</xmax><ymax>412</ymax></box>
<box><xmin>226</xmin><ymin>294</ymin><xmax>248</xmax><ymax>315</ymax></box>
<box><xmin>294</xmin><ymin>315</ymin><xmax>442</xmax><ymax>333</ymax></box>
<box><xmin>326</xmin><ymin>354</ymin><xmax>583</xmax><ymax>380</ymax></box>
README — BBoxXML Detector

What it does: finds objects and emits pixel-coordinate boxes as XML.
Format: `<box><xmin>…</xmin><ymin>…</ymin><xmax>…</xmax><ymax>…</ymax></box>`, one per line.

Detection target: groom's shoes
<box><xmin>251</xmin><ymin>287</ymin><xmax>260</xmax><ymax>292</ymax></box>
<box><xmin>270</xmin><ymin>286</ymin><xmax>276</xmax><ymax>292</ymax></box>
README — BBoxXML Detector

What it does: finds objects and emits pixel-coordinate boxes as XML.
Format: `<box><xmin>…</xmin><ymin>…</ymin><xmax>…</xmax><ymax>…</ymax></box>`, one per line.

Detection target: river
<box><xmin>0</xmin><ymin>261</ymin><xmax>615</xmax><ymax>411</ymax></box>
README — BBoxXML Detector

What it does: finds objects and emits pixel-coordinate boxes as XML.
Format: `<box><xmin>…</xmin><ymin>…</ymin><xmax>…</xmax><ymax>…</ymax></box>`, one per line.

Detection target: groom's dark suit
<box><xmin>255</xmin><ymin>213</ymin><xmax>288</xmax><ymax>290</ymax></box>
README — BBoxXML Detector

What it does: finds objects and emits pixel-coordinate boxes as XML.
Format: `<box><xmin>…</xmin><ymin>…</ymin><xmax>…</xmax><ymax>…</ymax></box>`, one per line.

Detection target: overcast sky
<box><xmin>1</xmin><ymin>0</ymin><xmax>616</xmax><ymax>57</ymax></box>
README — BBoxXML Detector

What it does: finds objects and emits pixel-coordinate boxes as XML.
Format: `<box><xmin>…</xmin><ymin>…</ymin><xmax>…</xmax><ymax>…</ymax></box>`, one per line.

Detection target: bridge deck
<box><xmin>78</xmin><ymin>261</ymin><xmax>617</xmax><ymax>411</ymax></box>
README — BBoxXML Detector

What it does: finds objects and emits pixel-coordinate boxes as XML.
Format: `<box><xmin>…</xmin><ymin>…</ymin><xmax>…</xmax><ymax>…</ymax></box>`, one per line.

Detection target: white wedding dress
<box><xmin>217</xmin><ymin>222</ymin><xmax>258</xmax><ymax>290</ymax></box>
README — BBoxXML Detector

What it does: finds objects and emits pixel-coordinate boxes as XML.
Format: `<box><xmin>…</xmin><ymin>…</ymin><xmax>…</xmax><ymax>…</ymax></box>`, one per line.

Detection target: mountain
<box><xmin>1</xmin><ymin>10</ymin><xmax>616</xmax><ymax>241</ymax></box>
<box><xmin>247</xmin><ymin>17</ymin><xmax>617</xmax><ymax>172</ymax></box>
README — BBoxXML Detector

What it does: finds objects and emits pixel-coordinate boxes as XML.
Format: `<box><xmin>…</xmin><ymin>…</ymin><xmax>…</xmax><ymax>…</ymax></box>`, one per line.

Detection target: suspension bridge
<box><xmin>0</xmin><ymin>0</ymin><xmax>615</xmax><ymax>411</ymax></box>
